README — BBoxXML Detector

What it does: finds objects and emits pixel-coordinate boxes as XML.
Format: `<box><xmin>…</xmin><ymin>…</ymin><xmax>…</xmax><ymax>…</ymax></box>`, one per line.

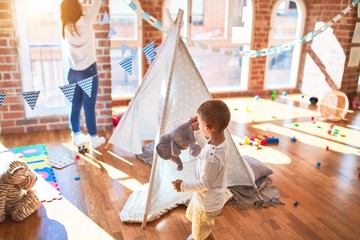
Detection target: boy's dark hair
<box><xmin>197</xmin><ymin>99</ymin><xmax>231</xmax><ymax>132</ymax></box>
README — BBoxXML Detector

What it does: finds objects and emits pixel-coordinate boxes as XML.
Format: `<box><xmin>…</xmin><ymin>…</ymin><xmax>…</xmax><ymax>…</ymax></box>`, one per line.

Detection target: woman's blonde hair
<box><xmin>197</xmin><ymin>99</ymin><xmax>231</xmax><ymax>132</ymax></box>
<box><xmin>60</xmin><ymin>0</ymin><xmax>83</xmax><ymax>38</ymax></box>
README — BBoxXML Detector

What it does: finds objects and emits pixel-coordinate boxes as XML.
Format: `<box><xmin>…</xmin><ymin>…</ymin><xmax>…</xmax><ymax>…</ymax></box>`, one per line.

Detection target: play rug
<box><xmin>10</xmin><ymin>144</ymin><xmax>62</xmax><ymax>202</ymax></box>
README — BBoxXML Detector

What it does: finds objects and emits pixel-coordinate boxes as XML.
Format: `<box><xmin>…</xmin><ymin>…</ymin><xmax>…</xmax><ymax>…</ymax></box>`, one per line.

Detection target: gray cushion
<box><xmin>243</xmin><ymin>155</ymin><xmax>273</xmax><ymax>180</ymax></box>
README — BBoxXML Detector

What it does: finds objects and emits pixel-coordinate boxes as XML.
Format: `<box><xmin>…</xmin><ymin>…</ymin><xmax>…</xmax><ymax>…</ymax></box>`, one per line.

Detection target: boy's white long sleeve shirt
<box><xmin>181</xmin><ymin>131</ymin><xmax>229</xmax><ymax>212</ymax></box>
<box><xmin>64</xmin><ymin>0</ymin><xmax>102</xmax><ymax>71</ymax></box>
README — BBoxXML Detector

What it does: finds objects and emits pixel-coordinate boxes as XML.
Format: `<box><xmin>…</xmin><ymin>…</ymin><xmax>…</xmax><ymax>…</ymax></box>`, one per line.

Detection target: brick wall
<box><xmin>298</xmin><ymin>0</ymin><xmax>359</xmax><ymax>97</ymax></box>
<box><xmin>1</xmin><ymin>0</ymin><xmax>359</xmax><ymax>134</ymax></box>
<box><xmin>0</xmin><ymin>0</ymin><xmax>112</xmax><ymax>135</ymax></box>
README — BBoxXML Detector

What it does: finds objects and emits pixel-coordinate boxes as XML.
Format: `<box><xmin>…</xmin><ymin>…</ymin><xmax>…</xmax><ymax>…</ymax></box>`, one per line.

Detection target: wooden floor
<box><xmin>0</xmin><ymin>95</ymin><xmax>359</xmax><ymax>240</ymax></box>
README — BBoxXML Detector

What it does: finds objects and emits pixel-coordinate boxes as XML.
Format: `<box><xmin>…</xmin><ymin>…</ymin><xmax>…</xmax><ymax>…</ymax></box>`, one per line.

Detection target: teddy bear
<box><xmin>156</xmin><ymin>121</ymin><xmax>201</xmax><ymax>171</ymax></box>
<box><xmin>0</xmin><ymin>153</ymin><xmax>41</xmax><ymax>223</ymax></box>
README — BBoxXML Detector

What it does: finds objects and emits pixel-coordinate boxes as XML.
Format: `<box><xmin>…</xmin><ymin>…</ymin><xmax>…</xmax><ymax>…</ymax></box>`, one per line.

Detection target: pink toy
<box><xmin>352</xmin><ymin>96</ymin><xmax>360</xmax><ymax>110</ymax></box>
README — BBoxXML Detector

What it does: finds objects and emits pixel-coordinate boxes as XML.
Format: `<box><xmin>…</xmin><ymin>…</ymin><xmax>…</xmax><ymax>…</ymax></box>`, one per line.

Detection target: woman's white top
<box><xmin>64</xmin><ymin>0</ymin><xmax>102</xmax><ymax>71</ymax></box>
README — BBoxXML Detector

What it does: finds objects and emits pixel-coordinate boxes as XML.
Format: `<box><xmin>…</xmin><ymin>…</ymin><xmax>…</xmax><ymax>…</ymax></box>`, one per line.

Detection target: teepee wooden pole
<box><xmin>142</xmin><ymin>9</ymin><xmax>184</xmax><ymax>229</ymax></box>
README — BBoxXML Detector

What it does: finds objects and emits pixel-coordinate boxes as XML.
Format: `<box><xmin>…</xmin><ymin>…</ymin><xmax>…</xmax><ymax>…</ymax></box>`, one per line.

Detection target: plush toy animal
<box><xmin>0</xmin><ymin>154</ymin><xmax>41</xmax><ymax>223</ymax></box>
<box><xmin>156</xmin><ymin>121</ymin><xmax>201</xmax><ymax>171</ymax></box>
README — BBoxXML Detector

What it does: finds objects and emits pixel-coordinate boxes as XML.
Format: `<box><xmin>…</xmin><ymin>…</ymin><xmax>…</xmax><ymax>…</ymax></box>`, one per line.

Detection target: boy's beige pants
<box><xmin>186</xmin><ymin>199</ymin><xmax>222</xmax><ymax>240</ymax></box>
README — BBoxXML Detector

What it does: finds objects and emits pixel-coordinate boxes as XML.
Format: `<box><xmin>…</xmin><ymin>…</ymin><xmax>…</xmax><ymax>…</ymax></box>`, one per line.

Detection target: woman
<box><xmin>60</xmin><ymin>0</ymin><xmax>105</xmax><ymax>148</ymax></box>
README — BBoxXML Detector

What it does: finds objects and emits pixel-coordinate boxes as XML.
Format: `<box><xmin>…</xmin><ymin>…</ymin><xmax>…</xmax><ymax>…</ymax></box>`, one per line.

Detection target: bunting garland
<box><xmin>131</xmin><ymin>47</ymin><xmax>138</xmax><ymax>60</ymax></box>
<box><xmin>108</xmin><ymin>26</ymin><xmax>117</xmax><ymax>39</ymax></box>
<box><xmin>120</xmin><ymin>0</ymin><xmax>359</xmax><ymax>58</ymax></box>
<box><xmin>142</xmin><ymin>42</ymin><xmax>155</xmax><ymax>65</ymax></box>
<box><xmin>101</xmin><ymin>11</ymin><xmax>110</xmax><ymax>25</ymax></box>
<box><xmin>0</xmin><ymin>93</ymin><xmax>7</xmax><ymax>108</ymax></box>
<box><xmin>119</xmin><ymin>57</ymin><xmax>133</xmax><ymax>75</ymax></box>
<box><xmin>77</xmin><ymin>77</ymin><xmax>93</xmax><ymax>98</ymax></box>
<box><xmin>59</xmin><ymin>83</ymin><xmax>76</xmax><ymax>103</ymax></box>
<box><xmin>121</xmin><ymin>43</ymin><xmax>130</xmax><ymax>55</ymax></box>
<box><xmin>154</xmin><ymin>44</ymin><xmax>161</xmax><ymax>54</ymax></box>
<box><xmin>1</xmin><ymin>1</ymin><xmax>358</xmax><ymax>111</ymax></box>
<box><xmin>22</xmin><ymin>91</ymin><xmax>40</xmax><ymax>110</ymax></box>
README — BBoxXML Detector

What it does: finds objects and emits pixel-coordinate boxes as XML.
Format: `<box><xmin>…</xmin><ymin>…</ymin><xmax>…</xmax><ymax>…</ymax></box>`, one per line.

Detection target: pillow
<box><xmin>243</xmin><ymin>155</ymin><xmax>273</xmax><ymax>180</ymax></box>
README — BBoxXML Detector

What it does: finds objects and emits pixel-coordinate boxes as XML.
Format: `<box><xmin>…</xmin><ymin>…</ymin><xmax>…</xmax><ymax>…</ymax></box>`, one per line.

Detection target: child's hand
<box><xmin>189</xmin><ymin>116</ymin><xmax>199</xmax><ymax>131</ymax></box>
<box><xmin>172</xmin><ymin>179</ymin><xmax>183</xmax><ymax>192</ymax></box>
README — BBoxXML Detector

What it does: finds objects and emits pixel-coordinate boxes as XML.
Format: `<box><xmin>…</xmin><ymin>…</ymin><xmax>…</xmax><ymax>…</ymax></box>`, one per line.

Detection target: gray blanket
<box><xmin>136</xmin><ymin>142</ymin><xmax>284</xmax><ymax>209</ymax></box>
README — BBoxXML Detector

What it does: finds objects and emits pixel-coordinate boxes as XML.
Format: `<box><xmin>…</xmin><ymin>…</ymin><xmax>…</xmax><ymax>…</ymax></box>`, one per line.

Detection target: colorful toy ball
<box><xmin>293</xmin><ymin>201</ymin><xmax>299</xmax><ymax>207</ymax></box>
<box><xmin>282</xmin><ymin>91</ymin><xmax>287</xmax><ymax>96</ymax></box>
<box><xmin>309</xmin><ymin>97</ymin><xmax>318</xmax><ymax>105</ymax></box>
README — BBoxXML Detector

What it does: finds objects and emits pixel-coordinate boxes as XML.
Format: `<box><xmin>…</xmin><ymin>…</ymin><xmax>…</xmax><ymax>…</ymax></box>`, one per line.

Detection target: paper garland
<box><xmin>0</xmin><ymin>93</ymin><xmax>7</xmax><ymax>108</ymax></box>
<box><xmin>59</xmin><ymin>83</ymin><xmax>76</xmax><ymax>103</ymax></box>
<box><xmin>120</xmin><ymin>0</ymin><xmax>359</xmax><ymax>58</ymax></box>
<box><xmin>77</xmin><ymin>77</ymin><xmax>93</xmax><ymax>98</ymax></box>
<box><xmin>101</xmin><ymin>12</ymin><xmax>110</xmax><ymax>25</ymax></box>
<box><xmin>142</xmin><ymin>42</ymin><xmax>155</xmax><ymax>65</ymax></box>
<box><xmin>1</xmin><ymin>1</ymin><xmax>358</xmax><ymax>111</ymax></box>
<box><xmin>22</xmin><ymin>91</ymin><xmax>40</xmax><ymax>110</ymax></box>
<box><xmin>119</xmin><ymin>57</ymin><xmax>133</xmax><ymax>75</ymax></box>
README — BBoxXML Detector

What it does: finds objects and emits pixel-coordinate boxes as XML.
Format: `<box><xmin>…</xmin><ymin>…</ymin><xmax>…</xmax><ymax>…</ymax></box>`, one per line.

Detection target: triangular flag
<box><xmin>22</xmin><ymin>91</ymin><xmax>40</xmax><ymax>110</ymax></box>
<box><xmin>154</xmin><ymin>44</ymin><xmax>161</xmax><ymax>54</ymax></box>
<box><xmin>108</xmin><ymin>26</ymin><xmax>117</xmax><ymax>39</ymax></box>
<box><xmin>59</xmin><ymin>83</ymin><xmax>76</xmax><ymax>103</ymax></box>
<box><xmin>0</xmin><ymin>92</ymin><xmax>7</xmax><ymax>108</ymax></box>
<box><xmin>77</xmin><ymin>77</ymin><xmax>93</xmax><ymax>98</ymax></box>
<box><xmin>131</xmin><ymin>47</ymin><xmax>138</xmax><ymax>60</ymax></box>
<box><xmin>142</xmin><ymin>42</ymin><xmax>155</xmax><ymax>65</ymax></box>
<box><xmin>101</xmin><ymin>12</ymin><xmax>110</xmax><ymax>25</ymax></box>
<box><xmin>119</xmin><ymin>57</ymin><xmax>133</xmax><ymax>75</ymax></box>
<box><xmin>121</xmin><ymin>43</ymin><xmax>130</xmax><ymax>55</ymax></box>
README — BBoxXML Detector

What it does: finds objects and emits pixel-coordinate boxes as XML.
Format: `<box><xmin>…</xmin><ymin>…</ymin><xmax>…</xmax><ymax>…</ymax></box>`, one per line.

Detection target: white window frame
<box><xmin>264</xmin><ymin>0</ymin><xmax>306</xmax><ymax>90</ymax></box>
<box><xmin>109</xmin><ymin>0</ymin><xmax>143</xmax><ymax>99</ymax></box>
<box><xmin>165</xmin><ymin>0</ymin><xmax>253</xmax><ymax>92</ymax></box>
<box><xmin>182</xmin><ymin>0</ymin><xmax>253</xmax><ymax>47</ymax></box>
<box><xmin>14</xmin><ymin>0</ymin><xmax>69</xmax><ymax>118</ymax></box>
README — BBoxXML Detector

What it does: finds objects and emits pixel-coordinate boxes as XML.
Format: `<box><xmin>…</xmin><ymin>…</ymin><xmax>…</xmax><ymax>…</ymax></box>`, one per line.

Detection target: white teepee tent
<box><xmin>108</xmin><ymin>10</ymin><xmax>256</xmax><ymax>226</ymax></box>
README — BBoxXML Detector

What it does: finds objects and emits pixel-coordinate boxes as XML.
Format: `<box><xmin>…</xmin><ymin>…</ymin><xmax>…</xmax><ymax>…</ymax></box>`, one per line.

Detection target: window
<box><xmin>265</xmin><ymin>0</ymin><xmax>305</xmax><ymax>89</ymax></box>
<box><xmin>15</xmin><ymin>0</ymin><xmax>68</xmax><ymax>117</ymax></box>
<box><xmin>109</xmin><ymin>0</ymin><xmax>142</xmax><ymax>99</ymax></box>
<box><xmin>164</xmin><ymin>0</ymin><xmax>253</xmax><ymax>92</ymax></box>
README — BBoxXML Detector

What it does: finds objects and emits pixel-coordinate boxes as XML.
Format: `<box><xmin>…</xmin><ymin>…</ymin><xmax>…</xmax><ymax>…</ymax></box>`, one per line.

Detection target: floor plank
<box><xmin>1</xmin><ymin>95</ymin><xmax>359</xmax><ymax>240</ymax></box>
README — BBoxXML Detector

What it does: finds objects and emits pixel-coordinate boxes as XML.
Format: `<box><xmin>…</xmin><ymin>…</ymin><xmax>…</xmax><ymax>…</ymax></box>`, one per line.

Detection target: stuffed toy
<box><xmin>156</xmin><ymin>121</ymin><xmax>201</xmax><ymax>171</ymax></box>
<box><xmin>0</xmin><ymin>154</ymin><xmax>41</xmax><ymax>223</ymax></box>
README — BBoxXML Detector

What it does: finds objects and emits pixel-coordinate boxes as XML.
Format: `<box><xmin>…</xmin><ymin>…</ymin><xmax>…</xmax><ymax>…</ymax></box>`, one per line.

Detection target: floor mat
<box><xmin>10</xmin><ymin>144</ymin><xmax>62</xmax><ymax>202</ymax></box>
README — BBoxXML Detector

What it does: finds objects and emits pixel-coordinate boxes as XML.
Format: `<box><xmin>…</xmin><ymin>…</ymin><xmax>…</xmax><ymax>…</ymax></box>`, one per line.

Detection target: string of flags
<box><xmin>0</xmin><ymin>77</ymin><xmax>94</xmax><ymax>109</ymax></box>
<box><xmin>121</xmin><ymin>0</ymin><xmax>359</xmax><ymax>57</ymax></box>
<box><xmin>1</xmin><ymin>0</ymin><xmax>358</xmax><ymax>110</ymax></box>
